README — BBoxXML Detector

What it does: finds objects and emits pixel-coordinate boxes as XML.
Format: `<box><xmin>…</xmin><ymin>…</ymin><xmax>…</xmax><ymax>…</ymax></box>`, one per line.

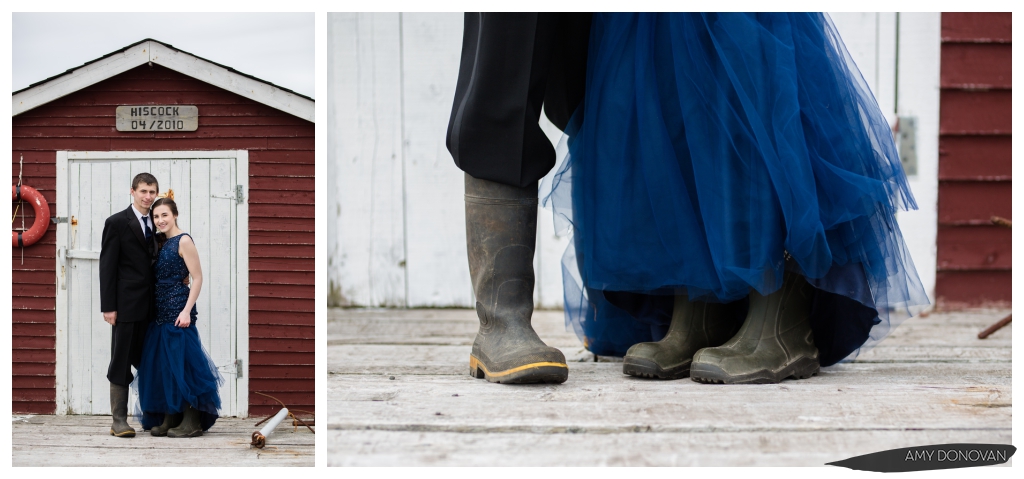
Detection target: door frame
<box><xmin>54</xmin><ymin>150</ymin><xmax>249</xmax><ymax>417</ymax></box>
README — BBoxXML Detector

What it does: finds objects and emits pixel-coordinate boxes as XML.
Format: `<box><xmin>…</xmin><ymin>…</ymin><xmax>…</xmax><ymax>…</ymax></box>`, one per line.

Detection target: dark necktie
<box><xmin>143</xmin><ymin>216</ymin><xmax>154</xmax><ymax>241</ymax></box>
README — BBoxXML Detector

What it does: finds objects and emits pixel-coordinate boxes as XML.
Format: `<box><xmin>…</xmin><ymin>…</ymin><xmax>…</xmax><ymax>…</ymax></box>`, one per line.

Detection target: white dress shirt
<box><xmin>131</xmin><ymin>204</ymin><xmax>152</xmax><ymax>236</ymax></box>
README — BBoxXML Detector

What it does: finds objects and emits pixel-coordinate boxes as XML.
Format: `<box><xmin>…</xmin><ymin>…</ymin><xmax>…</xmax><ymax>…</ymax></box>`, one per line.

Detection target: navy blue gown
<box><xmin>136</xmin><ymin>233</ymin><xmax>222</xmax><ymax>430</ymax></box>
<box><xmin>542</xmin><ymin>13</ymin><xmax>929</xmax><ymax>365</ymax></box>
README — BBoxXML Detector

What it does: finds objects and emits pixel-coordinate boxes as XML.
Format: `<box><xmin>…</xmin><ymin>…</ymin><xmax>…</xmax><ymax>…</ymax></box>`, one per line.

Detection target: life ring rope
<box><xmin>12</xmin><ymin>184</ymin><xmax>50</xmax><ymax>248</ymax></box>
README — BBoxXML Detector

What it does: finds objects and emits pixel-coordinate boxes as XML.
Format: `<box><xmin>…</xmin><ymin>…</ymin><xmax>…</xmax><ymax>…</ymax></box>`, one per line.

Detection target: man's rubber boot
<box><xmin>690</xmin><ymin>272</ymin><xmax>820</xmax><ymax>384</ymax></box>
<box><xmin>167</xmin><ymin>405</ymin><xmax>203</xmax><ymax>438</ymax></box>
<box><xmin>109</xmin><ymin>383</ymin><xmax>136</xmax><ymax>437</ymax></box>
<box><xmin>465</xmin><ymin>173</ymin><xmax>568</xmax><ymax>384</ymax></box>
<box><xmin>150</xmin><ymin>412</ymin><xmax>183</xmax><ymax>437</ymax></box>
<box><xmin>623</xmin><ymin>295</ymin><xmax>743</xmax><ymax>379</ymax></box>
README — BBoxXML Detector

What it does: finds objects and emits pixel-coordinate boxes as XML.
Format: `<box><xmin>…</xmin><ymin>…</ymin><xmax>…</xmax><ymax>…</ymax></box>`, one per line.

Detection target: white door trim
<box><xmin>54</xmin><ymin>150</ymin><xmax>249</xmax><ymax>417</ymax></box>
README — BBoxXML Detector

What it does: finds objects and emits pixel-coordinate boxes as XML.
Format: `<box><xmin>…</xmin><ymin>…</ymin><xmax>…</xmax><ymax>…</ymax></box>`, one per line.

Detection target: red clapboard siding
<box><xmin>941</xmin><ymin>13</ymin><xmax>1012</xmax><ymax>43</ymax></box>
<box><xmin>938</xmin><ymin>90</ymin><xmax>1011</xmax><ymax>134</ymax></box>
<box><xmin>935</xmin><ymin>271</ymin><xmax>1011</xmax><ymax>304</ymax></box>
<box><xmin>938</xmin><ymin>136</ymin><xmax>1011</xmax><ymax>180</ymax></box>
<box><xmin>940</xmin><ymin>43</ymin><xmax>1011</xmax><ymax>88</ymax></box>
<box><xmin>936</xmin><ymin>225</ymin><xmax>1011</xmax><ymax>270</ymax></box>
<box><xmin>12</xmin><ymin>63</ymin><xmax>313</xmax><ymax>415</ymax></box>
<box><xmin>936</xmin><ymin>13</ymin><xmax>1012</xmax><ymax>307</ymax></box>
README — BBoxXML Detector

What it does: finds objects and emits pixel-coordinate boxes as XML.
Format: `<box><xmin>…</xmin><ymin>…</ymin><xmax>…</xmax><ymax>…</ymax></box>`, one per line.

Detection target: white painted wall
<box><xmin>328</xmin><ymin>12</ymin><xmax>940</xmax><ymax>309</ymax></box>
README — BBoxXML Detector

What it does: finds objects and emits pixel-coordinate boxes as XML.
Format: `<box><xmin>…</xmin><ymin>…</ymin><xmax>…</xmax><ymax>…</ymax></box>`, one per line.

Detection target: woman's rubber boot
<box><xmin>150</xmin><ymin>412</ymin><xmax>183</xmax><ymax>437</ymax></box>
<box><xmin>167</xmin><ymin>405</ymin><xmax>204</xmax><ymax>438</ymax></box>
<box><xmin>465</xmin><ymin>173</ymin><xmax>568</xmax><ymax>384</ymax></box>
<box><xmin>623</xmin><ymin>295</ymin><xmax>744</xmax><ymax>379</ymax></box>
<box><xmin>691</xmin><ymin>272</ymin><xmax>820</xmax><ymax>384</ymax></box>
<box><xmin>109</xmin><ymin>383</ymin><xmax>136</xmax><ymax>437</ymax></box>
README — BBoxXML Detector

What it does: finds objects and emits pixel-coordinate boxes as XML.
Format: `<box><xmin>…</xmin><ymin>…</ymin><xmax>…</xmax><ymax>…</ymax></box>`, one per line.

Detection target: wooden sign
<box><xmin>116</xmin><ymin>105</ymin><xmax>198</xmax><ymax>132</ymax></box>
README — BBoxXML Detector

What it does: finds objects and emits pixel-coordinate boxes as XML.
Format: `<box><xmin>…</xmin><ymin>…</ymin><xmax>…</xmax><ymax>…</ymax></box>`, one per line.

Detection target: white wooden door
<box><xmin>55</xmin><ymin>151</ymin><xmax>249</xmax><ymax>417</ymax></box>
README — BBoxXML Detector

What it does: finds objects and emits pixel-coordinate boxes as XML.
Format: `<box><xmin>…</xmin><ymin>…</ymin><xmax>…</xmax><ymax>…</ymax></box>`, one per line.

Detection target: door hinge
<box><xmin>236</xmin><ymin>358</ymin><xmax>244</xmax><ymax>378</ymax></box>
<box><xmin>52</xmin><ymin>216</ymin><xmax>68</xmax><ymax>224</ymax></box>
<box><xmin>211</xmin><ymin>185</ymin><xmax>244</xmax><ymax>204</ymax></box>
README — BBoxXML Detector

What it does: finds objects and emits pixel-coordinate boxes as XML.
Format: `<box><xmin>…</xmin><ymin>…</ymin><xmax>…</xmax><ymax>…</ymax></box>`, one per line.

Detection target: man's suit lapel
<box><xmin>125</xmin><ymin>206</ymin><xmax>147</xmax><ymax>248</ymax></box>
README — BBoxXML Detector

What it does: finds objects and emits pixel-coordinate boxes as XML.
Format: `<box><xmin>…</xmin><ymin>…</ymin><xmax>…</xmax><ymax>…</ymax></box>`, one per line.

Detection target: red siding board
<box><xmin>936</xmin><ymin>225</ymin><xmax>1011</xmax><ymax>271</ymax></box>
<box><xmin>250</xmin><ymin>284</ymin><xmax>316</xmax><ymax>300</ymax></box>
<box><xmin>249</xmin><ymin>311</ymin><xmax>314</xmax><ymax>326</ymax></box>
<box><xmin>940</xmin><ymin>43</ymin><xmax>1012</xmax><ymax>88</ymax></box>
<box><xmin>11</xmin><ymin>63</ymin><xmax>313</xmax><ymax>415</ymax></box>
<box><xmin>938</xmin><ymin>135</ymin><xmax>1011</xmax><ymax>180</ymax></box>
<box><xmin>937</xmin><ymin>181</ymin><xmax>1011</xmax><ymax>225</ymax></box>
<box><xmin>249</xmin><ymin>231</ymin><xmax>316</xmax><ymax>245</ymax></box>
<box><xmin>250</xmin><ymin>351</ymin><xmax>314</xmax><ymax>365</ymax></box>
<box><xmin>250</xmin><ymin>270</ymin><xmax>314</xmax><ymax>285</ymax></box>
<box><xmin>938</xmin><ymin>90</ymin><xmax>1011</xmax><ymax>134</ymax></box>
<box><xmin>250</xmin><ymin>324</ymin><xmax>316</xmax><ymax>340</ymax></box>
<box><xmin>941</xmin><ymin>13</ymin><xmax>1012</xmax><ymax>43</ymax></box>
<box><xmin>12</xmin><ymin>402</ymin><xmax>56</xmax><ymax>414</ymax></box>
<box><xmin>13</xmin><ymin>323</ymin><xmax>55</xmax><ymax>337</ymax></box>
<box><xmin>249</xmin><ymin>378</ymin><xmax>314</xmax><ymax>392</ymax></box>
<box><xmin>13</xmin><ymin>363</ymin><xmax>55</xmax><ymax>376</ymax></box>
<box><xmin>248</xmin><ymin>365</ymin><xmax>315</xmax><ymax>379</ymax></box>
<box><xmin>250</xmin><ymin>244</ymin><xmax>315</xmax><ymax>258</ymax></box>
<box><xmin>935</xmin><ymin>270</ymin><xmax>1011</xmax><ymax>304</ymax></box>
<box><xmin>249</xmin><ymin>150</ymin><xmax>315</xmax><ymax>163</ymax></box>
<box><xmin>12</xmin><ymin>336</ymin><xmax>55</xmax><ymax>350</ymax></box>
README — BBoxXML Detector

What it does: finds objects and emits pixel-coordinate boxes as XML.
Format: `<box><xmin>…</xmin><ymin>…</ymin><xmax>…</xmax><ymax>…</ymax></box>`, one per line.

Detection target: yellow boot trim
<box><xmin>470</xmin><ymin>355</ymin><xmax>567</xmax><ymax>378</ymax></box>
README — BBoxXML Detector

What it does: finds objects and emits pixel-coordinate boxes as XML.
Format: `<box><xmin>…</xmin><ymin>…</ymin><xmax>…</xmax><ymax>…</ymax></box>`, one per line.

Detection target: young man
<box><xmin>99</xmin><ymin>173</ymin><xmax>159</xmax><ymax>437</ymax></box>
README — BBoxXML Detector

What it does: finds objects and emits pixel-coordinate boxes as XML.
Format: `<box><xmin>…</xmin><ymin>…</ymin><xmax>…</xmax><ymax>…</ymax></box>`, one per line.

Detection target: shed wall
<box><xmin>12</xmin><ymin>64</ymin><xmax>314</xmax><ymax>417</ymax></box>
<box><xmin>936</xmin><ymin>12</ymin><xmax>1012</xmax><ymax>305</ymax></box>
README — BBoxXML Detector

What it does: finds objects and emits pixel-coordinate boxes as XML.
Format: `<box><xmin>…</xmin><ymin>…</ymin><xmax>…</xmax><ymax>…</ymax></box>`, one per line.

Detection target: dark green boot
<box><xmin>465</xmin><ymin>174</ymin><xmax>568</xmax><ymax>384</ymax></box>
<box><xmin>691</xmin><ymin>272</ymin><xmax>820</xmax><ymax>384</ymax></box>
<box><xmin>167</xmin><ymin>405</ymin><xmax>203</xmax><ymax>438</ymax></box>
<box><xmin>109</xmin><ymin>383</ymin><xmax>135</xmax><ymax>438</ymax></box>
<box><xmin>150</xmin><ymin>412</ymin><xmax>183</xmax><ymax>437</ymax></box>
<box><xmin>623</xmin><ymin>295</ymin><xmax>743</xmax><ymax>379</ymax></box>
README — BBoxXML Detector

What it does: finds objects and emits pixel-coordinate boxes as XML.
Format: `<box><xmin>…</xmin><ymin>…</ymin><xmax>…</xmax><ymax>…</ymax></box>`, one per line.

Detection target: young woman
<box><xmin>136</xmin><ymin>192</ymin><xmax>222</xmax><ymax>436</ymax></box>
<box><xmin>544</xmin><ymin>13</ymin><xmax>929</xmax><ymax>383</ymax></box>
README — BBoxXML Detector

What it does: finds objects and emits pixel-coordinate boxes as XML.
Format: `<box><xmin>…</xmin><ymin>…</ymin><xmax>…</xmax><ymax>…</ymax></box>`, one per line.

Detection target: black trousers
<box><xmin>107</xmin><ymin>320</ymin><xmax>148</xmax><ymax>386</ymax></box>
<box><xmin>446</xmin><ymin>12</ymin><xmax>592</xmax><ymax>188</ymax></box>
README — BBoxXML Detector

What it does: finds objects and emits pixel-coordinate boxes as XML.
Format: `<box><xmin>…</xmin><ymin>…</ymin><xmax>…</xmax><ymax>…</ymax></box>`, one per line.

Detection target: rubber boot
<box><xmin>690</xmin><ymin>271</ymin><xmax>820</xmax><ymax>384</ymax></box>
<box><xmin>465</xmin><ymin>173</ymin><xmax>568</xmax><ymax>384</ymax></box>
<box><xmin>150</xmin><ymin>412</ymin><xmax>183</xmax><ymax>437</ymax></box>
<box><xmin>109</xmin><ymin>383</ymin><xmax>136</xmax><ymax>437</ymax></box>
<box><xmin>623</xmin><ymin>295</ymin><xmax>743</xmax><ymax>379</ymax></box>
<box><xmin>167</xmin><ymin>404</ymin><xmax>203</xmax><ymax>438</ymax></box>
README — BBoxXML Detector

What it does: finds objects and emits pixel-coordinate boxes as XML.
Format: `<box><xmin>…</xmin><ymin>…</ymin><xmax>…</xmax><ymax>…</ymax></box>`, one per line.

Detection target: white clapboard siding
<box><xmin>58</xmin><ymin>153</ymin><xmax>245</xmax><ymax>416</ymax></box>
<box><xmin>329</xmin><ymin>12</ymin><xmax>940</xmax><ymax>309</ymax></box>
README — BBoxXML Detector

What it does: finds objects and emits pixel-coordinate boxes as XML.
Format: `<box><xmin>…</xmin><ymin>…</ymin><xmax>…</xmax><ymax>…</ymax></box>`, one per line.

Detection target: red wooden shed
<box><xmin>12</xmin><ymin>39</ymin><xmax>314</xmax><ymax>419</ymax></box>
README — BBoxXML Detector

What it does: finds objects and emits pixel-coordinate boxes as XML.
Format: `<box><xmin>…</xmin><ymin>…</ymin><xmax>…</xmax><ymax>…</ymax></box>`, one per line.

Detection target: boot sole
<box><xmin>469</xmin><ymin>355</ymin><xmax>568</xmax><ymax>384</ymax></box>
<box><xmin>167</xmin><ymin>430</ymin><xmax>204</xmax><ymax>438</ymax></box>
<box><xmin>622</xmin><ymin>357</ymin><xmax>691</xmax><ymax>380</ymax></box>
<box><xmin>110</xmin><ymin>428</ymin><xmax>136</xmax><ymax>438</ymax></box>
<box><xmin>690</xmin><ymin>356</ymin><xmax>820</xmax><ymax>384</ymax></box>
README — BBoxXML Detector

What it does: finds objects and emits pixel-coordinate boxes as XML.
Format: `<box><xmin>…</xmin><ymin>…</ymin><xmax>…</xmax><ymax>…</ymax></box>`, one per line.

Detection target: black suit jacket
<box><xmin>99</xmin><ymin>205</ymin><xmax>157</xmax><ymax>322</ymax></box>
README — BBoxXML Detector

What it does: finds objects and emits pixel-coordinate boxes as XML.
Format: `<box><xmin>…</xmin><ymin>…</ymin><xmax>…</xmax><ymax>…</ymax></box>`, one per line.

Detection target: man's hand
<box><xmin>103</xmin><ymin>311</ymin><xmax>117</xmax><ymax>326</ymax></box>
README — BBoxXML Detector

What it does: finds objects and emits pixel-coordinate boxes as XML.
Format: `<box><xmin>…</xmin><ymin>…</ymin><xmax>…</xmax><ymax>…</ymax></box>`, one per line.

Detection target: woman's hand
<box><xmin>174</xmin><ymin>311</ymin><xmax>191</xmax><ymax>328</ymax></box>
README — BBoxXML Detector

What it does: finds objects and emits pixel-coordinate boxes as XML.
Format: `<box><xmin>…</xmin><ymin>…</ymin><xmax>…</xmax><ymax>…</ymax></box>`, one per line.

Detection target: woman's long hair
<box><xmin>151</xmin><ymin>190</ymin><xmax>178</xmax><ymax>250</ymax></box>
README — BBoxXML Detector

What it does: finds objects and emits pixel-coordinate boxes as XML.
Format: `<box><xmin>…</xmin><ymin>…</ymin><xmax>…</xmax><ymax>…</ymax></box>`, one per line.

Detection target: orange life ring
<box><xmin>12</xmin><ymin>184</ymin><xmax>50</xmax><ymax>247</ymax></box>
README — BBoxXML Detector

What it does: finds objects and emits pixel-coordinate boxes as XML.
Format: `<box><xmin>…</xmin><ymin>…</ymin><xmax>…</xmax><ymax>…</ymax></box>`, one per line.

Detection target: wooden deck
<box><xmin>327</xmin><ymin>307</ymin><xmax>1012</xmax><ymax>466</ymax></box>
<box><xmin>12</xmin><ymin>415</ymin><xmax>314</xmax><ymax>466</ymax></box>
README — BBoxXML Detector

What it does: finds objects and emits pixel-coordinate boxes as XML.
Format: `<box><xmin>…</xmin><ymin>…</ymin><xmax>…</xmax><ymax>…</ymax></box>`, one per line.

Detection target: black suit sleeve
<box><xmin>99</xmin><ymin>215</ymin><xmax>119</xmax><ymax>312</ymax></box>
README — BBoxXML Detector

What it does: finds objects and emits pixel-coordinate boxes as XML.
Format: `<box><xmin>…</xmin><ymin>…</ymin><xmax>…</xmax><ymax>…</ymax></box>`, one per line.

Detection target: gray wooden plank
<box><xmin>12</xmin><ymin>416</ymin><xmax>313</xmax><ymax>467</ymax></box>
<box><xmin>327</xmin><ymin>429</ymin><xmax>1012</xmax><ymax>467</ymax></box>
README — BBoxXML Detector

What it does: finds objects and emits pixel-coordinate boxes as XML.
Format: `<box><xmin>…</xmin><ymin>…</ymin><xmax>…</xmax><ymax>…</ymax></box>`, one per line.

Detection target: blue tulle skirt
<box><xmin>134</xmin><ymin>320</ymin><xmax>223</xmax><ymax>431</ymax></box>
<box><xmin>541</xmin><ymin>13</ymin><xmax>929</xmax><ymax>365</ymax></box>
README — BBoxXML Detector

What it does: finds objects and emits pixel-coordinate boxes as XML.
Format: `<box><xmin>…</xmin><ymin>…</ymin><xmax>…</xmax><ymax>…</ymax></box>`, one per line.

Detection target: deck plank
<box><xmin>12</xmin><ymin>415</ymin><xmax>314</xmax><ymax>466</ymax></box>
<box><xmin>327</xmin><ymin>307</ymin><xmax>1012</xmax><ymax>466</ymax></box>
